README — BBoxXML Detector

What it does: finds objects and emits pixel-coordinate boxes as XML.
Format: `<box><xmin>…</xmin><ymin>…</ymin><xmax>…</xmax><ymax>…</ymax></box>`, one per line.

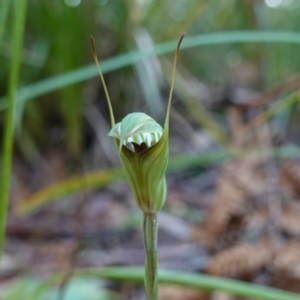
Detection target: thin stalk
<box><xmin>0</xmin><ymin>0</ymin><xmax>27</xmax><ymax>256</ymax></box>
<box><xmin>143</xmin><ymin>213</ymin><xmax>158</xmax><ymax>300</ymax></box>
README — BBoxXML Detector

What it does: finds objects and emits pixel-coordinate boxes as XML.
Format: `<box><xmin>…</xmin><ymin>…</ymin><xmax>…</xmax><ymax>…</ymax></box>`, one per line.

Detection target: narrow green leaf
<box><xmin>14</xmin><ymin>146</ymin><xmax>300</xmax><ymax>216</ymax></box>
<box><xmin>14</xmin><ymin>168</ymin><xmax>124</xmax><ymax>216</ymax></box>
<box><xmin>79</xmin><ymin>267</ymin><xmax>300</xmax><ymax>300</ymax></box>
<box><xmin>27</xmin><ymin>267</ymin><xmax>300</xmax><ymax>300</ymax></box>
<box><xmin>0</xmin><ymin>0</ymin><xmax>11</xmax><ymax>45</ymax></box>
<box><xmin>2</xmin><ymin>31</ymin><xmax>300</xmax><ymax>110</ymax></box>
<box><xmin>0</xmin><ymin>0</ymin><xmax>27</xmax><ymax>256</ymax></box>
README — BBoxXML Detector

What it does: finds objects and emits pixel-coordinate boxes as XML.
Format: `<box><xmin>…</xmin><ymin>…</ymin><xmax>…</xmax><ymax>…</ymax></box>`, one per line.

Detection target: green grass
<box><xmin>1</xmin><ymin>31</ymin><xmax>300</xmax><ymax>111</ymax></box>
<box><xmin>14</xmin><ymin>145</ymin><xmax>300</xmax><ymax>216</ymax></box>
<box><xmin>81</xmin><ymin>267</ymin><xmax>300</xmax><ymax>300</ymax></box>
<box><xmin>0</xmin><ymin>0</ymin><xmax>27</xmax><ymax>256</ymax></box>
<box><xmin>0</xmin><ymin>0</ymin><xmax>11</xmax><ymax>46</ymax></box>
<box><xmin>16</xmin><ymin>267</ymin><xmax>300</xmax><ymax>300</ymax></box>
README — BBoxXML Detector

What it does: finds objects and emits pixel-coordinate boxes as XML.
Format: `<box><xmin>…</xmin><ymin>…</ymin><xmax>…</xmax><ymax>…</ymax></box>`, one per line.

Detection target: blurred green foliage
<box><xmin>1</xmin><ymin>0</ymin><xmax>300</xmax><ymax>160</ymax></box>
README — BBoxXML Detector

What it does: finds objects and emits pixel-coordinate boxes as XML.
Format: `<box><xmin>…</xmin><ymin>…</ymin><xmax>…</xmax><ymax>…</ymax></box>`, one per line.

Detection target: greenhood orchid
<box><xmin>91</xmin><ymin>34</ymin><xmax>183</xmax><ymax>300</ymax></box>
<box><xmin>91</xmin><ymin>35</ymin><xmax>183</xmax><ymax>214</ymax></box>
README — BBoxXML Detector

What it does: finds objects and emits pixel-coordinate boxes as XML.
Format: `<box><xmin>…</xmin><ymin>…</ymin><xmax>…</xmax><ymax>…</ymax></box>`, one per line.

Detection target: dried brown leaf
<box><xmin>204</xmin><ymin>159</ymin><xmax>264</xmax><ymax>237</ymax></box>
<box><xmin>280</xmin><ymin>160</ymin><xmax>300</xmax><ymax>198</ymax></box>
<box><xmin>279</xmin><ymin>206</ymin><xmax>300</xmax><ymax>236</ymax></box>
<box><xmin>159</xmin><ymin>285</ymin><xmax>209</xmax><ymax>300</ymax></box>
<box><xmin>273</xmin><ymin>241</ymin><xmax>300</xmax><ymax>278</ymax></box>
<box><xmin>207</xmin><ymin>241</ymin><xmax>272</xmax><ymax>277</ymax></box>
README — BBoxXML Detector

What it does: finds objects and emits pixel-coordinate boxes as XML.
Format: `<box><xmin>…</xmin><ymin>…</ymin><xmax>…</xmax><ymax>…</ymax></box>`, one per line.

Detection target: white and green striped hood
<box><xmin>108</xmin><ymin>112</ymin><xmax>163</xmax><ymax>152</ymax></box>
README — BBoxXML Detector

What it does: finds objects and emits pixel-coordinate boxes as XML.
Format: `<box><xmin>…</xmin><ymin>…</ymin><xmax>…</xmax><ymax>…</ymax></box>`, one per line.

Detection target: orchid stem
<box><xmin>143</xmin><ymin>212</ymin><xmax>158</xmax><ymax>300</ymax></box>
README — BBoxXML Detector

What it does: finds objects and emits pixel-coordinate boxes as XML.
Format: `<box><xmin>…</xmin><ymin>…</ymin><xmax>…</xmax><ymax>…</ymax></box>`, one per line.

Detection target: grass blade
<box><xmin>14</xmin><ymin>145</ymin><xmax>300</xmax><ymax>216</ymax></box>
<box><xmin>79</xmin><ymin>267</ymin><xmax>300</xmax><ymax>300</ymax></box>
<box><xmin>1</xmin><ymin>31</ymin><xmax>300</xmax><ymax>110</ymax></box>
<box><xmin>0</xmin><ymin>0</ymin><xmax>27</xmax><ymax>256</ymax></box>
<box><xmin>0</xmin><ymin>0</ymin><xmax>11</xmax><ymax>45</ymax></box>
<box><xmin>26</xmin><ymin>267</ymin><xmax>300</xmax><ymax>300</ymax></box>
<box><xmin>14</xmin><ymin>168</ymin><xmax>124</xmax><ymax>216</ymax></box>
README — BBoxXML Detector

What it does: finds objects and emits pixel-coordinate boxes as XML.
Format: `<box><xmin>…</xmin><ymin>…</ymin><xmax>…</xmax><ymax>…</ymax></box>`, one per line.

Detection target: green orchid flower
<box><xmin>108</xmin><ymin>111</ymin><xmax>167</xmax><ymax>214</ymax></box>
<box><xmin>91</xmin><ymin>35</ymin><xmax>183</xmax><ymax>214</ymax></box>
<box><xmin>91</xmin><ymin>34</ymin><xmax>184</xmax><ymax>300</ymax></box>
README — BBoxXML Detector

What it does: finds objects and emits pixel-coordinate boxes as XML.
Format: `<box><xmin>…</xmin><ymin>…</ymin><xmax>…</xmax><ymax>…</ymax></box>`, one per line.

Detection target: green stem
<box><xmin>0</xmin><ymin>0</ymin><xmax>27</xmax><ymax>257</ymax></box>
<box><xmin>143</xmin><ymin>213</ymin><xmax>158</xmax><ymax>300</ymax></box>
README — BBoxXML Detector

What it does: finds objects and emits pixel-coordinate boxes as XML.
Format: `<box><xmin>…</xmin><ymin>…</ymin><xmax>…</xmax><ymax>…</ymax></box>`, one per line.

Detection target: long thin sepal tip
<box><xmin>90</xmin><ymin>36</ymin><xmax>115</xmax><ymax>128</ymax></box>
<box><xmin>164</xmin><ymin>33</ymin><xmax>185</xmax><ymax>130</ymax></box>
<box><xmin>177</xmin><ymin>33</ymin><xmax>185</xmax><ymax>51</ymax></box>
